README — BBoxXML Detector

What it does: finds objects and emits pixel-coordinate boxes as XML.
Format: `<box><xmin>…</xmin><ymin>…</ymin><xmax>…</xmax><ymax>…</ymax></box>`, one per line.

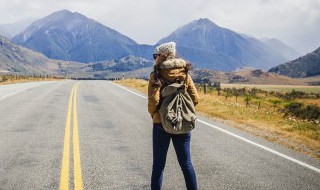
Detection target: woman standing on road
<box><xmin>148</xmin><ymin>42</ymin><xmax>200</xmax><ymax>190</ymax></box>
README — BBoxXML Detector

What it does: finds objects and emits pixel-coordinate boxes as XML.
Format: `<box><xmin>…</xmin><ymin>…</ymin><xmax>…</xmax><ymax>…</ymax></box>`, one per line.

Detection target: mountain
<box><xmin>0</xmin><ymin>18</ymin><xmax>35</xmax><ymax>39</ymax></box>
<box><xmin>158</xmin><ymin>18</ymin><xmax>292</xmax><ymax>71</ymax></box>
<box><xmin>268</xmin><ymin>47</ymin><xmax>320</xmax><ymax>78</ymax></box>
<box><xmin>0</xmin><ymin>34</ymin><xmax>152</xmax><ymax>78</ymax></box>
<box><xmin>0</xmin><ymin>35</ymin><xmax>84</xmax><ymax>75</ymax></box>
<box><xmin>261</xmin><ymin>38</ymin><xmax>301</xmax><ymax>60</ymax></box>
<box><xmin>12</xmin><ymin>10</ymin><xmax>154</xmax><ymax>63</ymax></box>
<box><xmin>11</xmin><ymin>11</ymin><xmax>299</xmax><ymax>72</ymax></box>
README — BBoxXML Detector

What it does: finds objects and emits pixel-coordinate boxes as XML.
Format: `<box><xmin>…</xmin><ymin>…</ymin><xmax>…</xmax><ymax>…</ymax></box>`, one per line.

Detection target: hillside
<box><xmin>191</xmin><ymin>67</ymin><xmax>305</xmax><ymax>85</ymax></box>
<box><xmin>0</xmin><ymin>35</ymin><xmax>84</xmax><ymax>75</ymax></box>
<box><xmin>269</xmin><ymin>47</ymin><xmax>320</xmax><ymax>78</ymax></box>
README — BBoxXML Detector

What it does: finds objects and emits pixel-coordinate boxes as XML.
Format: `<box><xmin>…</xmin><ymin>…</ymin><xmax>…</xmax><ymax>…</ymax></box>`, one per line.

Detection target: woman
<box><xmin>148</xmin><ymin>42</ymin><xmax>200</xmax><ymax>190</ymax></box>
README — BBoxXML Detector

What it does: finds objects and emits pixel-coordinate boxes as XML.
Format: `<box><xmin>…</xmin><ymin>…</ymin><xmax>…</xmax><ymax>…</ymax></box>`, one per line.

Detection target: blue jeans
<box><xmin>151</xmin><ymin>123</ymin><xmax>197</xmax><ymax>190</ymax></box>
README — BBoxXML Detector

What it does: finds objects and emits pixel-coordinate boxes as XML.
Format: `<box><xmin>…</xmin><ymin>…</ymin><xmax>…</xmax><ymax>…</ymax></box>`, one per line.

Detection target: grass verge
<box><xmin>0</xmin><ymin>75</ymin><xmax>63</xmax><ymax>85</ymax></box>
<box><xmin>222</xmin><ymin>83</ymin><xmax>320</xmax><ymax>93</ymax></box>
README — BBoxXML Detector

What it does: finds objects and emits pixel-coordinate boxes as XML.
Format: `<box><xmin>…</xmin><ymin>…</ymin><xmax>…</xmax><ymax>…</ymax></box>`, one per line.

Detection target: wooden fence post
<box><xmin>204</xmin><ymin>83</ymin><xmax>207</xmax><ymax>94</ymax></box>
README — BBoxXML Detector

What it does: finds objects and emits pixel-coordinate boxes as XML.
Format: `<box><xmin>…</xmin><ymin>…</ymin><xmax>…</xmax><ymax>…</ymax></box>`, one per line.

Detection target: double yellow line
<box><xmin>60</xmin><ymin>83</ymin><xmax>83</xmax><ymax>190</ymax></box>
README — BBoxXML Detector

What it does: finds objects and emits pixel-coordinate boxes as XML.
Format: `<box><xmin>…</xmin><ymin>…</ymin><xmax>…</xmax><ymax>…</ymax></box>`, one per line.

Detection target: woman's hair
<box><xmin>152</xmin><ymin>53</ymin><xmax>192</xmax><ymax>87</ymax></box>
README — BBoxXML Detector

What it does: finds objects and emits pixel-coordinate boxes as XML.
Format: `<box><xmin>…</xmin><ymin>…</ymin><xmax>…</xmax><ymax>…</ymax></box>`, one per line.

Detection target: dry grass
<box><xmin>115</xmin><ymin>79</ymin><xmax>320</xmax><ymax>160</ymax></box>
<box><xmin>115</xmin><ymin>79</ymin><xmax>149</xmax><ymax>94</ymax></box>
<box><xmin>0</xmin><ymin>75</ymin><xmax>62</xmax><ymax>85</ymax></box>
<box><xmin>196</xmin><ymin>93</ymin><xmax>320</xmax><ymax>158</ymax></box>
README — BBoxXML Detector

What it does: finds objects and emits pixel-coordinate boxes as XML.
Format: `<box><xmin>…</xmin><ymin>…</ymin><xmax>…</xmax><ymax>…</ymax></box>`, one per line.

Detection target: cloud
<box><xmin>0</xmin><ymin>0</ymin><xmax>319</xmax><ymax>54</ymax></box>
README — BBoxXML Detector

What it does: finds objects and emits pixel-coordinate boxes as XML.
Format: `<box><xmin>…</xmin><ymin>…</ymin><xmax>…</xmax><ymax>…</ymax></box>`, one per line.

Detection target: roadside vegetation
<box><xmin>222</xmin><ymin>83</ymin><xmax>320</xmax><ymax>93</ymax></box>
<box><xmin>115</xmin><ymin>79</ymin><xmax>320</xmax><ymax>159</ymax></box>
<box><xmin>0</xmin><ymin>74</ymin><xmax>63</xmax><ymax>85</ymax></box>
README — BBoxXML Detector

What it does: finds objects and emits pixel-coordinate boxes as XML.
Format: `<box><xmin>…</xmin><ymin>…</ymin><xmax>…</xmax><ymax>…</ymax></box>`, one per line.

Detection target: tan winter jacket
<box><xmin>148</xmin><ymin>58</ymin><xmax>200</xmax><ymax>123</ymax></box>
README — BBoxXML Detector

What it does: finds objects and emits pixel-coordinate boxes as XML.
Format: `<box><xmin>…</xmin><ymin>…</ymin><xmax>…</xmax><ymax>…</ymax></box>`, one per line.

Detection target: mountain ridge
<box><xmin>261</xmin><ymin>38</ymin><xmax>301</xmax><ymax>60</ymax></box>
<box><xmin>268</xmin><ymin>47</ymin><xmax>320</xmax><ymax>78</ymax></box>
<box><xmin>158</xmin><ymin>18</ymin><xmax>297</xmax><ymax>71</ymax></box>
<box><xmin>12</xmin><ymin>10</ymin><xmax>154</xmax><ymax>63</ymax></box>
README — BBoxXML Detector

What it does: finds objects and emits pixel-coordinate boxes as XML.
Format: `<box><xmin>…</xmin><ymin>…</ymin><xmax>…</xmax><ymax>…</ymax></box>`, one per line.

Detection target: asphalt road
<box><xmin>0</xmin><ymin>80</ymin><xmax>319</xmax><ymax>190</ymax></box>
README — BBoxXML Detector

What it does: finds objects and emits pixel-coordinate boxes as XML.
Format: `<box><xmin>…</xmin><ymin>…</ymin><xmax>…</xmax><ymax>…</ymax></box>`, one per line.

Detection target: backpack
<box><xmin>158</xmin><ymin>76</ymin><xmax>197</xmax><ymax>134</ymax></box>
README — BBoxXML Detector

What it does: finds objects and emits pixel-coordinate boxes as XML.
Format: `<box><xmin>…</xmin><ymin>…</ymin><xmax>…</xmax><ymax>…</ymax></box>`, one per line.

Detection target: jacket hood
<box><xmin>159</xmin><ymin>58</ymin><xmax>187</xmax><ymax>69</ymax></box>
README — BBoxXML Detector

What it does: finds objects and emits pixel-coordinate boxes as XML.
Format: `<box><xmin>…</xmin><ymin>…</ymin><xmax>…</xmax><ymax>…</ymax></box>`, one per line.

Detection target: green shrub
<box><xmin>283</xmin><ymin>102</ymin><xmax>320</xmax><ymax>121</ymax></box>
<box><xmin>301</xmin><ymin>105</ymin><xmax>320</xmax><ymax>121</ymax></box>
<box><xmin>275</xmin><ymin>89</ymin><xmax>310</xmax><ymax>100</ymax></box>
<box><xmin>283</xmin><ymin>102</ymin><xmax>304</xmax><ymax>117</ymax></box>
<box><xmin>270</xmin><ymin>99</ymin><xmax>282</xmax><ymax>111</ymax></box>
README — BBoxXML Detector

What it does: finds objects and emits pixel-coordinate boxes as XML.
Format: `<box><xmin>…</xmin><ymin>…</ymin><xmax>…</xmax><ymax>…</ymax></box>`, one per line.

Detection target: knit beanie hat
<box><xmin>154</xmin><ymin>42</ymin><xmax>176</xmax><ymax>56</ymax></box>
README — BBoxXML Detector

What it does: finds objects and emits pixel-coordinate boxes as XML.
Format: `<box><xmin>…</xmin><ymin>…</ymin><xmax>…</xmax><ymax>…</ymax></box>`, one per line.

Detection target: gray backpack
<box><xmin>159</xmin><ymin>80</ymin><xmax>197</xmax><ymax>134</ymax></box>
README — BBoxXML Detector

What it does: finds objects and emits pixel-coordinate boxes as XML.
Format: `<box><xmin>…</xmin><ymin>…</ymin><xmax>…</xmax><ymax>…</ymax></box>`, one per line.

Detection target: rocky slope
<box><xmin>269</xmin><ymin>47</ymin><xmax>320</xmax><ymax>78</ymax></box>
<box><xmin>0</xmin><ymin>35</ymin><xmax>84</xmax><ymax>75</ymax></box>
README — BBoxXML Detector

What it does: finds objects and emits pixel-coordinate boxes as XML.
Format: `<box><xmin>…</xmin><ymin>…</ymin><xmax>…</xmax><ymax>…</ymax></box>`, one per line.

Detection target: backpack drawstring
<box><xmin>171</xmin><ymin>94</ymin><xmax>183</xmax><ymax>130</ymax></box>
<box><xmin>176</xmin><ymin>96</ymin><xmax>183</xmax><ymax>130</ymax></box>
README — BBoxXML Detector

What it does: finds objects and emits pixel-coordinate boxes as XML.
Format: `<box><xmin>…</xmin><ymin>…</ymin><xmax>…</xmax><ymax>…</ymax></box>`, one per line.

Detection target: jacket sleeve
<box><xmin>186</xmin><ymin>74</ymin><xmax>200</xmax><ymax>106</ymax></box>
<box><xmin>148</xmin><ymin>72</ymin><xmax>161</xmax><ymax>117</ymax></box>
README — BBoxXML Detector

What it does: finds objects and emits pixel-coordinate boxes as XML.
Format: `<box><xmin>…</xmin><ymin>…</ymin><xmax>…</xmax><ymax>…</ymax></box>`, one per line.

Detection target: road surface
<box><xmin>0</xmin><ymin>80</ymin><xmax>319</xmax><ymax>189</ymax></box>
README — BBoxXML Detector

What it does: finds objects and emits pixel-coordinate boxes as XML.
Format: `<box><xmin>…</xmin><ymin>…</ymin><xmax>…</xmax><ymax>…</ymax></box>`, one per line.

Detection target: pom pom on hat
<box><xmin>154</xmin><ymin>42</ymin><xmax>176</xmax><ymax>56</ymax></box>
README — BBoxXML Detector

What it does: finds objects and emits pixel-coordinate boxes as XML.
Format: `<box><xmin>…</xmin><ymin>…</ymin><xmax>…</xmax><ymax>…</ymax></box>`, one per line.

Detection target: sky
<box><xmin>0</xmin><ymin>0</ymin><xmax>319</xmax><ymax>55</ymax></box>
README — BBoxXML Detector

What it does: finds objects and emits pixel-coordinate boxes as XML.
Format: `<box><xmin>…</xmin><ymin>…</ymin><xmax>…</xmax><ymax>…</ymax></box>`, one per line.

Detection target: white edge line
<box><xmin>111</xmin><ymin>81</ymin><xmax>147</xmax><ymax>99</ymax></box>
<box><xmin>110</xmin><ymin>81</ymin><xmax>320</xmax><ymax>174</ymax></box>
<box><xmin>197</xmin><ymin>120</ymin><xmax>320</xmax><ymax>173</ymax></box>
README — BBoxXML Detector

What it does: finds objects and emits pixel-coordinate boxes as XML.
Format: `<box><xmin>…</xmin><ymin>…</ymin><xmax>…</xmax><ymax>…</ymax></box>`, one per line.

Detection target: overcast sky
<box><xmin>0</xmin><ymin>0</ymin><xmax>319</xmax><ymax>54</ymax></box>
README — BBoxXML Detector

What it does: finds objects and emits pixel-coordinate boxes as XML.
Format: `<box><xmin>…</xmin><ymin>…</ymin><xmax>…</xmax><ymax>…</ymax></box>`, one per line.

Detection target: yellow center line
<box><xmin>73</xmin><ymin>83</ymin><xmax>84</xmax><ymax>190</ymax></box>
<box><xmin>60</xmin><ymin>83</ymin><xmax>84</xmax><ymax>190</ymax></box>
<box><xmin>60</xmin><ymin>84</ymin><xmax>75</xmax><ymax>190</ymax></box>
